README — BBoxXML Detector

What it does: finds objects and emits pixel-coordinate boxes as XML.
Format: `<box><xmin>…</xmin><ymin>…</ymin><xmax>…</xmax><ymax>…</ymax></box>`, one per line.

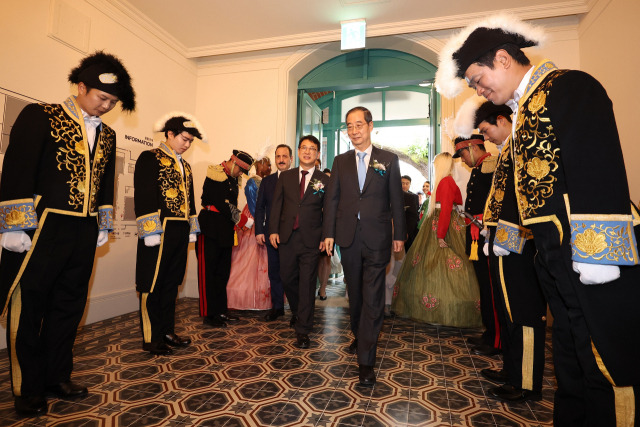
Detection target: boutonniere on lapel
<box><xmin>370</xmin><ymin>159</ymin><xmax>389</xmax><ymax>176</ymax></box>
<box><xmin>310</xmin><ymin>178</ymin><xmax>325</xmax><ymax>195</ymax></box>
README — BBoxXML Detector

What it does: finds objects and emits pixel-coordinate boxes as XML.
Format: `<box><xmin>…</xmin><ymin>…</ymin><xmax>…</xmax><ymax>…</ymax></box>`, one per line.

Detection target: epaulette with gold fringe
<box><xmin>480</xmin><ymin>156</ymin><xmax>498</xmax><ymax>174</ymax></box>
<box><xmin>207</xmin><ymin>164</ymin><xmax>227</xmax><ymax>182</ymax></box>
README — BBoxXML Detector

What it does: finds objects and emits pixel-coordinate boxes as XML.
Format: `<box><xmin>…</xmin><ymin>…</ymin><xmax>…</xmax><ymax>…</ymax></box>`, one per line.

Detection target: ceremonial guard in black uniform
<box><xmin>0</xmin><ymin>52</ymin><xmax>135</xmax><ymax>417</ymax></box>
<box><xmin>197</xmin><ymin>150</ymin><xmax>254</xmax><ymax>327</ymax></box>
<box><xmin>437</xmin><ymin>14</ymin><xmax>640</xmax><ymax>425</ymax></box>
<box><xmin>451</xmin><ymin>124</ymin><xmax>501</xmax><ymax>356</ymax></box>
<box><xmin>459</xmin><ymin>98</ymin><xmax>548</xmax><ymax>402</ymax></box>
<box><xmin>134</xmin><ymin>113</ymin><xmax>205</xmax><ymax>355</ymax></box>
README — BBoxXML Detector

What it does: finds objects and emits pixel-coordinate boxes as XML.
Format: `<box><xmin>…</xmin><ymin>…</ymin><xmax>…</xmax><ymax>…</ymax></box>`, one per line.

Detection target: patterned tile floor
<box><xmin>0</xmin><ymin>282</ymin><xmax>556</xmax><ymax>426</ymax></box>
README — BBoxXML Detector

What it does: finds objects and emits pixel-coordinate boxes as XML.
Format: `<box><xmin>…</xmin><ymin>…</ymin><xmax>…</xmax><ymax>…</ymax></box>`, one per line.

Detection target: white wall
<box><xmin>578</xmin><ymin>0</ymin><xmax>640</xmax><ymax>203</ymax></box>
<box><xmin>0</xmin><ymin>0</ymin><xmax>198</xmax><ymax>348</ymax></box>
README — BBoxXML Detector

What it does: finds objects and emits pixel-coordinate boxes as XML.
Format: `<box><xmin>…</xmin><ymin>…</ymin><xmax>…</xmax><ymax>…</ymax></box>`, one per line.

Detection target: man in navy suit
<box><xmin>255</xmin><ymin>144</ymin><xmax>292</xmax><ymax>322</ymax></box>
<box><xmin>323</xmin><ymin>106</ymin><xmax>406</xmax><ymax>386</ymax></box>
<box><xmin>269</xmin><ymin>135</ymin><xmax>329</xmax><ymax>349</ymax></box>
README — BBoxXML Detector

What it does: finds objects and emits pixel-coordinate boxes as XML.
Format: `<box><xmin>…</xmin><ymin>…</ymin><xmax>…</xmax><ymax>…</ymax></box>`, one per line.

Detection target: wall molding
<box><xmin>108</xmin><ymin>0</ymin><xmax>590</xmax><ymax>59</ymax></box>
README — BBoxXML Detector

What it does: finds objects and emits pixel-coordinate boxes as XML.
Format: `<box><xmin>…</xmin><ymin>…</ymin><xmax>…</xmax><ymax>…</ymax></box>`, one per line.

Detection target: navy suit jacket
<box><xmin>255</xmin><ymin>172</ymin><xmax>278</xmax><ymax>237</ymax></box>
<box><xmin>323</xmin><ymin>145</ymin><xmax>406</xmax><ymax>250</ymax></box>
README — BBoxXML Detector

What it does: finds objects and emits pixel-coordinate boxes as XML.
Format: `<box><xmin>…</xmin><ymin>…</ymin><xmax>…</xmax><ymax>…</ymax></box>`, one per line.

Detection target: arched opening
<box><xmin>294</xmin><ymin>47</ymin><xmax>440</xmax><ymax>194</ymax></box>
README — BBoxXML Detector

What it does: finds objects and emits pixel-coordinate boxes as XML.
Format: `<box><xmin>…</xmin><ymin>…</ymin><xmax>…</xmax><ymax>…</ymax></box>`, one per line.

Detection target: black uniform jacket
<box><xmin>269</xmin><ymin>167</ymin><xmax>329</xmax><ymax>248</ymax></box>
<box><xmin>0</xmin><ymin>96</ymin><xmax>116</xmax><ymax>315</ymax></box>
<box><xmin>197</xmin><ymin>164</ymin><xmax>241</xmax><ymax>247</ymax></box>
<box><xmin>487</xmin><ymin>60</ymin><xmax>640</xmax><ymax>386</ymax></box>
<box><xmin>134</xmin><ymin>143</ymin><xmax>199</xmax><ymax>292</ymax></box>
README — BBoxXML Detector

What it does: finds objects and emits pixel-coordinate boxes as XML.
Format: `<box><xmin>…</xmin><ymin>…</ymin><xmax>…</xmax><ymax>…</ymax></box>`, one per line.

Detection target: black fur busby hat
<box><xmin>154</xmin><ymin>112</ymin><xmax>208</xmax><ymax>143</ymax></box>
<box><xmin>435</xmin><ymin>14</ymin><xmax>546</xmax><ymax>99</ymax></box>
<box><xmin>68</xmin><ymin>51</ymin><xmax>136</xmax><ymax>112</ymax></box>
<box><xmin>454</xmin><ymin>96</ymin><xmax>513</xmax><ymax>137</ymax></box>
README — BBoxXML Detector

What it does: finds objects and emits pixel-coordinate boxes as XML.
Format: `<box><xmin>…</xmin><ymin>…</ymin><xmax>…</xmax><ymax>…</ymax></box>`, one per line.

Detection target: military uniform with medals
<box><xmin>197</xmin><ymin>151</ymin><xmax>254</xmax><ymax>325</ymax></box>
<box><xmin>458</xmin><ymin>141</ymin><xmax>501</xmax><ymax>351</ymax></box>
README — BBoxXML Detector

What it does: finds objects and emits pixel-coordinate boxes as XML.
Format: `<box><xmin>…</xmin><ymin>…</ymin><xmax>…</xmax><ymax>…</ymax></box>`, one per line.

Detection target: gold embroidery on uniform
<box><xmin>526</xmin><ymin>158</ymin><xmax>550</xmax><ymax>180</ymax></box>
<box><xmin>5</xmin><ymin>210</ymin><xmax>26</xmax><ymax>226</ymax></box>
<box><xmin>156</xmin><ymin>150</ymin><xmax>186</xmax><ymax>216</ymax></box>
<box><xmin>528</xmin><ymin>92</ymin><xmax>546</xmax><ymax>114</ymax></box>
<box><xmin>89</xmin><ymin>126</ymin><xmax>115</xmax><ymax>213</ymax></box>
<box><xmin>48</xmin><ymin>104</ymin><xmax>85</xmax><ymax>209</ymax></box>
<box><xmin>574</xmin><ymin>229</ymin><xmax>608</xmax><ymax>256</ymax></box>
<box><xmin>494</xmin><ymin>189</ymin><xmax>504</xmax><ymax>202</ymax></box>
<box><xmin>143</xmin><ymin>220</ymin><xmax>157</xmax><ymax>233</ymax></box>
<box><xmin>495</xmin><ymin>228</ymin><xmax>508</xmax><ymax>243</ymax></box>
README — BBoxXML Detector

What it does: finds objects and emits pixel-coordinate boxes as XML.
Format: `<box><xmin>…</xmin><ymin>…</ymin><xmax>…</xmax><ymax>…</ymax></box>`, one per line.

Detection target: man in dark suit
<box><xmin>196</xmin><ymin>150</ymin><xmax>254</xmax><ymax>328</ymax></box>
<box><xmin>323</xmin><ymin>106</ymin><xmax>406</xmax><ymax>386</ymax></box>
<box><xmin>401</xmin><ymin>175</ymin><xmax>419</xmax><ymax>251</ymax></box>
<box><xmin>255</xmin><ymin>144</ymin><xmax>292</xmax><ymax>322</ymax></box>
<box><xmin>269</xmin><ymin>135</ymin><xmax>329</xmax><ymax>349</ymax></box>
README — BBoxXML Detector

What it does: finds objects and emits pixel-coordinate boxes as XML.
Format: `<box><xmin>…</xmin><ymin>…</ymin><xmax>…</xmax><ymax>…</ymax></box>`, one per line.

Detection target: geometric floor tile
<box><xmin>0</xmin><ymin>287</ymin><xmax>555</xmax><ymax>426</ymax></box>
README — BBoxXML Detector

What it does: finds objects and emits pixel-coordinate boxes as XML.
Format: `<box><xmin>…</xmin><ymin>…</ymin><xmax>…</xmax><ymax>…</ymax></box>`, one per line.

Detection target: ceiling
<box><xmin>107</xmin><ymin>0</ymin><xmax>590</xmax><ymax>58</ymax></box>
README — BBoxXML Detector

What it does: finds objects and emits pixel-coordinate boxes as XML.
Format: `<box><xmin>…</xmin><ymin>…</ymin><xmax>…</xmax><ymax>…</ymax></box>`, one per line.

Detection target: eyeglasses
<box><xmin>299</xmin><ymin>146</ymin><xmax>318</xmax><ymax>152</ymax></box>
<box><xmin>346</xmin><ymin>122</ymin><xmax>368</xmax><ymax>133</ymax></box>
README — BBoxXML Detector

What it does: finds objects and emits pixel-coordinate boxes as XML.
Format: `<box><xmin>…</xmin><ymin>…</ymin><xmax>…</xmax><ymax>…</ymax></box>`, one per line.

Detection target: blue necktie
<box><xmin>357</xmin><ymin>152</ymin><xmax>367</xmax><ymax>192</ymax></box>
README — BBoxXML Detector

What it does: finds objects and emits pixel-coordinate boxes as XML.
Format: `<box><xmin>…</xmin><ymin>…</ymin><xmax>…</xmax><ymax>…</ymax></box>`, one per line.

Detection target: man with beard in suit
<box><xmin>323</xmin><ymin>106</ymin><xmax>405</xmax><ymax>386</ymax></box>
<box><xmin>269</xmin><ymin>135</ymin><xmax>329</xmax><ymax>348</ymax></box>
<box><xmin>256</xmin><ymin>144</ymin><xmax>292</xmax><ymax>322</ymax></box>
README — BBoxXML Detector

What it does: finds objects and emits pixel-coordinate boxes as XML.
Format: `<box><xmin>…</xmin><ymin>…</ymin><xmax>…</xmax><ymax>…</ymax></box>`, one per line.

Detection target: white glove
<box><xmin>480</xmin><ymin>228</ymin><xmax>488</xmax><ymax>238</ymax></box>
<box><xmin>483</xmin><ymin>242</ymin><xmax>489</xmax><ymax>257</ymax></box>
<box><xmin>244</xmin><ymin>218</ymin><xmax>254</xmax><ymax>229</ymax></box>
<box><xmin>493</xmin><ymin>245</ymin><xmax>510</xmax><ymax>257</ymax></box>
<box><xmin>572</xmin><ymin>262</ymin><xmax>620</xmax><ymax>285</ymax></box>
<box><xmin>189</xmin><ymin>233</ymin><xmax>198</xmax><ymax>243</ymax></box>
<box><xmin>96</xmin><ymin>230</ymin><xmax>109</xmax><ymax>247</ymax></box>
<box><xmin>144</xmin><ymin>234</ymin><xmax>161</xmax><ymax>247</ymax></box>
<box><xmin>1</xmin><ymin>231</ymin><xmax>32</xmax><ymax>253</ymax></box>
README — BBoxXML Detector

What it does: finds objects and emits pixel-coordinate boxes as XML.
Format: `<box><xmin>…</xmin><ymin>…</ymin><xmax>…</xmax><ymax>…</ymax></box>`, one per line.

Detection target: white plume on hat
<box><xmin>435</xmin><ymin>13</ymin><xmax>547</xmax><ymax>99</ymax></box>
<box><xmin>454</xmin><ymin>96</ymin><xmax>485</xmax><ymax>138</ymax></box>
<box><xmin>255</xmin><ymin>137</ymin><xmax>274</xmax><ymax>162</ymax></box>
<box><xmin>154</xmin><ymin>111</ymin><xmax>208</xmax><ymax>143</ymax></box>
<box><xmin>442</xmin><ymin>117</ymin><xmax>458</xmax><ymax>144</ymax></box>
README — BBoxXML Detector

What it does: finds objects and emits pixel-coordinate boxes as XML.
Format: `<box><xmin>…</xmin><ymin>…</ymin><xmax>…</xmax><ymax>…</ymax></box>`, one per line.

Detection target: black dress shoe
<box><xmin>143</xmin><ymin>341</ymin><xmax>173</xmax><ymax>355</ymax></box>
<box><xmin>289</xmin><ymin>315</ymin><xmax>298</xmax><ymax>328</ymax></box>
<box><xmin>203</xmin><ymin>316</ymin><xmax>227</xmax><ymax>328</ymax></box>
<box><xmin>294</xmin><ymin>333</ymin><xmax>310</xmax><ymax>349</ymax></box>
<box><xmin>45</xmin><ymin>381</ymin><xmax>88</xmax><ymax>399</ymax></box>
<box><xmin>490</xmin><ymin>384</ymin><xmax>542</xmax><ymax>402</ymax></box>
<box><xmin>164</xmin><ymin>333</ymin><xmax>191</xmax><ymax>347</ymax></box>
<box><xmin>472</xmin><ymin>344</ymin><xmax>501</xmax><ymax>356</ymax></box>
<box><xmin>220</xmin><ymin>313</ymin><xmax>239</xmax><ymax>322</ymax></box>
<box><xmin>481</xmin><ymin>368</ymin><xmax>508</xmax><ymax>384</ymax></box>
<box><xmin>264</xmin><ymin>308</ymin><xmax>285</xmax><ymax>321</ymax></box>
<box><xmin>14</xmin><ymin>395</ymin><xmax>47</xmax><ymax>417</ymax></box>
<box><xmin>467</xmin><ymin>336</ymin><xmax>486</xmax><ymax>346</ymax></box>
<box><xmin>347</xmin><ymin>339</ymin><xmax>358</xmax><ymax>354</ymax></box>
<box><xmin>358</xmin><ymin>365</ymin><xmax>376</xmax><ymax>387</ymax></box>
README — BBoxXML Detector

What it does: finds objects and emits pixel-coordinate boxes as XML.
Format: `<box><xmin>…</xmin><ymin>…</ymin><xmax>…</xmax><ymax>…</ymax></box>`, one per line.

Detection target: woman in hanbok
<box><xmin>392</xmin><ymin>152</ymin><xmax>481</xmax><ymax>328</ymax></box>
<box><xmin>226</xmin><ymin>156</ymin><xmax>272</xmax><ymax>310</ymax></box>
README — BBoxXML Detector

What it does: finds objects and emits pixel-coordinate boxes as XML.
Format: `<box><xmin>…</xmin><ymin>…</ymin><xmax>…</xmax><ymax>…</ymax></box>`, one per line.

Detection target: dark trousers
<box><xmin>196</xmin><ymin>234</ymin><xmax>232</xmax><ymax>317</ymax></box>
<box><xmin>489</xmin><ymin>237</ymin><xmax>546</xmax><ymax>392</ymax></box>
<box><xmin>531</xmin><ymin>220</ymin><xmax>638</xmax><ymax>426</ymax></box>
<box><xmin>5</xmin><ymin>213</ymin><xmax>98</xmax><ymax>397</ymax></box>
<box><xmin>340</xmin><ymin>225</ymin><xmax>390</xmax><ymax>366</ymax></box>
<box><xmin>279</xmin><ymin>230</ymin><xmax>320</xmax><ymax>334</ymax></box>
<box><xmin>472</xmin><ymin>244</ymin><xmax>500</xmax><ymax>348</ymax></box>
<box><xmin>266</xmin><ymin>240</ymin><xmax>285</xmax><ymax>310</ymax></box>
<box><xmin>138</xmin><ymin>222</ymin><xmax>189</xmax><ymax>343</ymax></box>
